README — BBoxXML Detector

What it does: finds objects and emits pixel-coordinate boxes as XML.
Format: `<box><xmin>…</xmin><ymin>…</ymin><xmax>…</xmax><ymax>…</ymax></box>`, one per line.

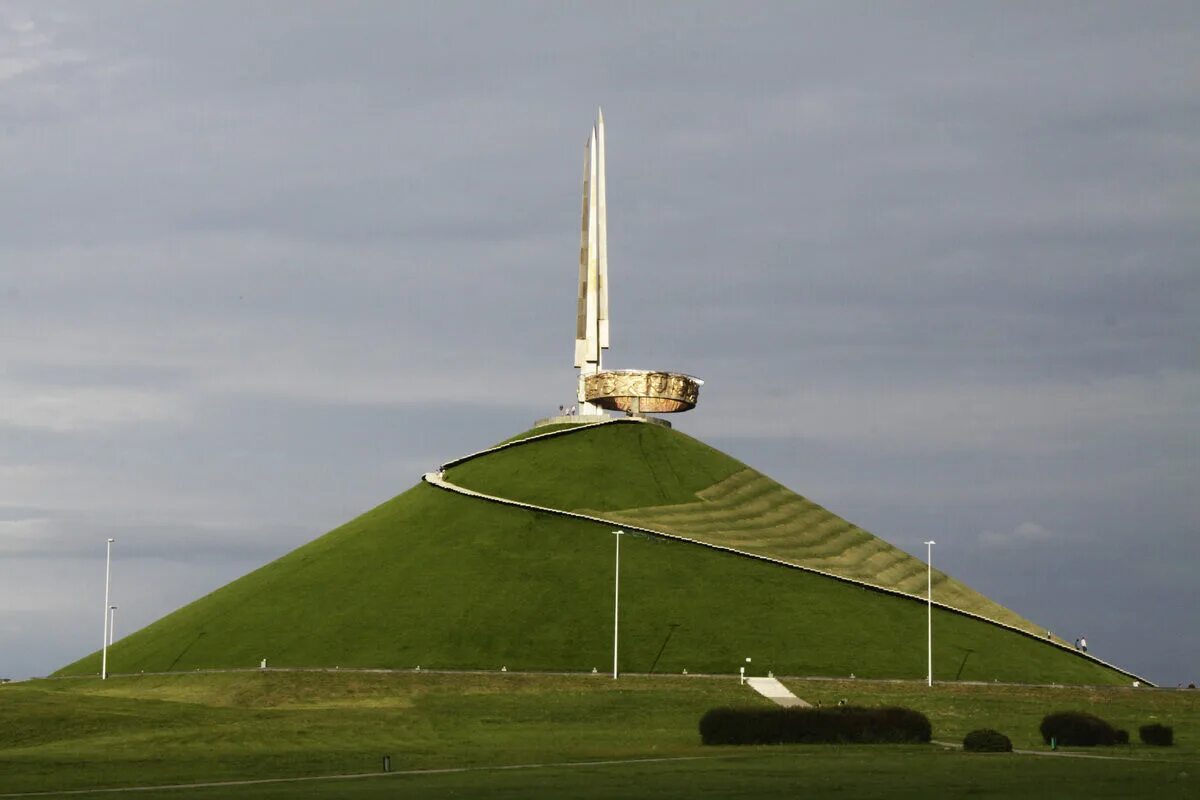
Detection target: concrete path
<box><xmin>746</xmin><ymin>676</ymin><xmax>811</xmax><ymax>707</ymax></box>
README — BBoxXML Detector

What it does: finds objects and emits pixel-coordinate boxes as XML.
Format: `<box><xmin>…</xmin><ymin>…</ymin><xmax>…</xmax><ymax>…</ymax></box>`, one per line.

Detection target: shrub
<box><xmin>1139</xmin><ymin>724</ymin><xmax>1174</xmax><ymax>746</ymax></box>
<box><xmin>962</xmin><ymin>729</ymin><xmax>1012</xmax><ymax>752</ymax></box>
<box><xmin>699</xmin><ymin>706</ymin><xmax>931</xmax><ymax>746</ymax></box>
<box><xmin>1039</xmin><ymin>711</ymin><xmax>1122</xmax><ymax>746</ymax></box>
<box><xmin>1115</xmin><ymin>729</ymin><xmax>1129</xmax><ymax>745</ymax></box>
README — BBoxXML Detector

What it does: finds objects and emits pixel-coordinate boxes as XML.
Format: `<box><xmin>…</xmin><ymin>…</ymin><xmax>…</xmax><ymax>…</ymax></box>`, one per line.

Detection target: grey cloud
<box><xmin>2</xmin><ymin>1</ymin><xmax>1197</xmax><ymax>684</ymax></box>
<box><xmin>980</xmin><ymin>522</ymin><xmax>1054</xmax><ymax>548</ymax></box>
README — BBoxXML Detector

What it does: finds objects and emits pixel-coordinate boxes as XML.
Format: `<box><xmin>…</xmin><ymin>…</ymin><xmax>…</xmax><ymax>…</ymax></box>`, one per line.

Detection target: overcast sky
<box><xmin>2</xmin><ymin>1</ymin><xmax>1197</xmax><ymax>685</ymax></box>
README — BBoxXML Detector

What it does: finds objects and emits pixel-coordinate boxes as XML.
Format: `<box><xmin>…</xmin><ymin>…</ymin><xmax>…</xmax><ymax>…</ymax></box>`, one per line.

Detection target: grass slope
<box><xmin>3</xmin><ymin>673</ymin><xmax>1198</xmax><ymax>797</ymax></box>
<box><xmin>58</xmin><ymin>478</ymin><xmax>1124</xmax><ymax>684</ymax></box>
<box><xmin>449</xmin><ymin>422</ymin><xmax>1050</xmax><ymax>637</ymax></box>
<box><xmin>454</xmin><ymin>421</ymin><xmax>746</xmax><ymax>510</ymax></box>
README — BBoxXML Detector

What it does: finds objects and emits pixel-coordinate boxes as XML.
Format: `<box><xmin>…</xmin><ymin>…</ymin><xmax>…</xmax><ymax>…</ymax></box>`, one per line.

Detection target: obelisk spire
<box><xmin>549</xmin><ymin>109</ymin><xmax>704</xmax><ymax>426</ymax></box>
<box><xmin>574</xmin><ymin>109</ymin><xmax>610</xmax><ymax>413</ymax></box>
<box><xmin>596</xmin><ymin>108</ymin><xmax>609</xmax><ymax>352</ymax></box>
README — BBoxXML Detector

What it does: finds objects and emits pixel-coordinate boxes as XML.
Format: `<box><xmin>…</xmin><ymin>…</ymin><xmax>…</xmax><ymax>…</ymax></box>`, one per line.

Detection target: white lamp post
<box><xmin>612</xmin><ymin>530</ymin><xmax>624</xmax><ymax>679</ymax></box>
<box><xmin>101</xmin><ymin>538</ymin><xmax>115</xmax><ymax>680</ymax></box>
<box><xmin>108</xmin><ymin>605</ymin><xmax>118</xmax><ymax>647</ymax></box>
<box><xmin>924</xmin><ymin>540</ymin><xmax>936</xmax><ymax>687</ymax></box>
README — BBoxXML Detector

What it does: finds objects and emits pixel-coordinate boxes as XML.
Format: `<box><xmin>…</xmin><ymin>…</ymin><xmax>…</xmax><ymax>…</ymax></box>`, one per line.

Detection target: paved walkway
<box><xmin>746</xmin><ymin>676</ymin><xmax>811</xmax><ymax>708</ymax></box>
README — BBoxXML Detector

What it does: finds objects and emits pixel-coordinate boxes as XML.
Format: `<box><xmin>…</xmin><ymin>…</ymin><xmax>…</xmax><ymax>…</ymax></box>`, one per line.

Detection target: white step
<box><xmin>746</xmin><ymin>676</ymin><xmax>811</xmax><ymax>708</ymax></box>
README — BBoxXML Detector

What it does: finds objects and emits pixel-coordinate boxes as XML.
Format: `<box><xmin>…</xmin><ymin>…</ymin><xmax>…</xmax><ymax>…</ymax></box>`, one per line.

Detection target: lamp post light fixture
<box><xmin>101</xmin><ymin>538</ymin><xmax>115</xmax><ymax>680</ymax></box>
<box><xmin>612</xmin><ymin>530</ymin><xmax>624</xmax><ymax>679</ymax></box>
<box><xmin>924</xmin><ymin>540</ymin><xmax>936</xmax><ymax>687</ymax></box>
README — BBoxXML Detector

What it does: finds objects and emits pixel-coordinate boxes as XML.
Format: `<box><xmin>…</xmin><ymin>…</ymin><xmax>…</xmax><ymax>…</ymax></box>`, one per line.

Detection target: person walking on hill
<box><xmin>1079</xmin><ymin>636</ymin><xmax>1088</xmax><ymax>653</ymax></box>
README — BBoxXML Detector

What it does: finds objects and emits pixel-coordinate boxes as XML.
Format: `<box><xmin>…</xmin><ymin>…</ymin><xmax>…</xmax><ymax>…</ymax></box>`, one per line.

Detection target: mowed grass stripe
<box><xmin>566</xmin><ymin>461</ymin><xmax>1050</xmax><ymax>639</ymax></box>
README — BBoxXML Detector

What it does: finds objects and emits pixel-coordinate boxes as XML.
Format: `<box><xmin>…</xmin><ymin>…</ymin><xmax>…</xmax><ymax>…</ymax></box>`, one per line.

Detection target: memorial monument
<box><xmin>569</xmin><ymin>109</ymin><xmax>703</xmax><ymax>421</ymax></box>
<box><xmin>54</xmin><ymin>108</ymin><xmax>1142</xmax><ymax>688</ymax></box>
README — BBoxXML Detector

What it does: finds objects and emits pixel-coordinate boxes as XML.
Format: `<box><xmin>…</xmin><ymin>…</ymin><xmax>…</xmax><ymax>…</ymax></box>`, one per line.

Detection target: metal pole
<box><xmin>925</xmin><ymin>540</ymin><xmax>936</xmax><ymax>687</ymax></box>
<box><xmin>108</xmin><ymin>606</ymin><xmax>118</xmax><ymax>647</ymax></box>
<box><xmin>102</xmin><ymin>538</ymin><xmax>114</xmax><ymax>680</ymax></box>
<box><xmin>612</xmin><ymin>530</ymin><xmax>623</xmax><ymax>679</ymax></box>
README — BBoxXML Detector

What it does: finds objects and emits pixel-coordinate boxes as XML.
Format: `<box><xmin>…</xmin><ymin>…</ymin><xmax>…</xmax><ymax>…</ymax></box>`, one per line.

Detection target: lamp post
<box><xmin>924</xmin><ymin>540</ymin><xmax>936</xmax><ymax>687</ymax></box>
<box><xmin>108</xmin><ymin>605</ymin><xmax>118</xmax><ymax>647</ymax></box>
<box><xmin>612</xmin><ymin>530</ymin><xmax>624</xmax><ymax>679</ymax></box>
<box><xmin>101</xmin><ymin>538</ymin><xmax>115</xmax><ymax>680</ymax></box>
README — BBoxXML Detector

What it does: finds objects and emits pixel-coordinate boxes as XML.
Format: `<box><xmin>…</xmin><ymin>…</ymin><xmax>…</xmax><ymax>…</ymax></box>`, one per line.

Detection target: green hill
<box><xmin>449</xmin><ymin>421</ymin><xmax>1048</xmax><ymax>637</ymax></box>
<box><xmin>57</xmin><ymin>420</ymin><xmax>1133</xmax><ymax>685</ymax></box>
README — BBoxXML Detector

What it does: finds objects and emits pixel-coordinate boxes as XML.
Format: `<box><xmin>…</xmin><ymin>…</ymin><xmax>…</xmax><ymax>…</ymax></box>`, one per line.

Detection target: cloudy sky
<box><xmin>2</xmin><ymin>2</ymin><xmax>1197</xmax><ymax>685</ymax></box>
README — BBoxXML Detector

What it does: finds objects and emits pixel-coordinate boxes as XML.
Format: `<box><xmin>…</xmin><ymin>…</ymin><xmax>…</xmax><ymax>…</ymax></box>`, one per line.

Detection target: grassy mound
<box><xmin>57</xmin><ymin>492</ymin><xmax>1124</xmax><ymax>684</ymax></box>
<box><xmin>450</xmin><ymin>422</ymin><xmax>1049</xmax><ymax>637</ymax></box>
<box><xmin>57</xmin><ymin>421</ymin><xmax>1128</xmax><ymax>684</ymax></box>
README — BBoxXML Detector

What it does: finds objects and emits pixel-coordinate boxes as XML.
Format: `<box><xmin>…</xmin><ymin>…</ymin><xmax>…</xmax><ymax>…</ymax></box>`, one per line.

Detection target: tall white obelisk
<box><xmin>559</xmin><ymin>110</ymin><xmax>702</xmax><ymax>424</ymax></box>
<box><xmin>574</xmin><ymin>109</ymin><xmax>610</xmax><ymax>415</ymax></box>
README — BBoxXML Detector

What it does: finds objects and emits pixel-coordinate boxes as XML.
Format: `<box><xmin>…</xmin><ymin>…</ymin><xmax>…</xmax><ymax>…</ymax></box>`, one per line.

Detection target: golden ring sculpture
<box><xmin>583</xmin><ymin>370</ymin><xmax>703</xmax><ymax>414</ymax></box>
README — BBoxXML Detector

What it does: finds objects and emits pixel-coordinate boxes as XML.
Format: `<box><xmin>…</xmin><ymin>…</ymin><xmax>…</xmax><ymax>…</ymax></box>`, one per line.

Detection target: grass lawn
<box><xmin>8</xmin><ymin>751</ymin><xmax>1195</xmax><ymax>800</ymax></box>
<box><xmin>2</xmin><ymin>672</ymin><xmax>1197</xmax><ymax>798</ymax></box>
<box><xmin>76</xmin><ymin>752</ymin><xmax>1197</xmax><ymax>800</ymax></box>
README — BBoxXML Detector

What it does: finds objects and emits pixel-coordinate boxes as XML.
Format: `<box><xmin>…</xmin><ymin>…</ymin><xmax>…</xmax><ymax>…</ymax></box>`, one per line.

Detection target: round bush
<box><xmin>1040</xmin><ymin>711</ymin><xmax>1121</xmax><ymax>747</ymax></box>
<box><xmin>963</xmin><ymin>729</ymin><xmax>1013</xmax><ymax>752</ymax></box>
<box><xmin>1139</xmin><ymin>724</ymin><xmax>1174</xmax><ymax>746</ymax></box>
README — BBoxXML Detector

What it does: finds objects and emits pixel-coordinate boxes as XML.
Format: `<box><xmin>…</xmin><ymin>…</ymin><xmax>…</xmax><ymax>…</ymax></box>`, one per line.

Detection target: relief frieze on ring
<box><xmin>583</xmin><ymin>370</ymin><xmax>701</xmax><ymax>413</ymax></box>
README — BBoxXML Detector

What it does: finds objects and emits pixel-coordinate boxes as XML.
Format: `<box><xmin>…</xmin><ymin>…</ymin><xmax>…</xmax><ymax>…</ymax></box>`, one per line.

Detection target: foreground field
<box><xmin>6</xmin><ymin>751</ymin><xmax>1195</xmax><ymax>800</ymax></box>
<box><xmin>1</xmin><ymin>671</ymin><xmax>1197</xmax><ymax>798</ymax></box>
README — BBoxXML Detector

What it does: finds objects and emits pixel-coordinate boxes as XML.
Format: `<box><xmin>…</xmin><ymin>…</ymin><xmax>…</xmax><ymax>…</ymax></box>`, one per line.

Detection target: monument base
<box><xmin>582</xmin><ymin>370</ymin><xmax>702</xmax><ymax>414</ymax></box>
<box><xmin>531</xmin><ymin>414</ymin><xmax>672</xmax><ymax>430</ymax></box>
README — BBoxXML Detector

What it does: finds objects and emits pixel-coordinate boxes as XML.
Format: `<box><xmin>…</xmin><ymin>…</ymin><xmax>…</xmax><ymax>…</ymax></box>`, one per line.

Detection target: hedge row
<box><xmin>700</xmin><ymin>707</ymin><xmax>1174</xmax><ymax>750</ymax></box>
<box><xmin>699</xmin><ymin>706</ymin><xmax>931</xmax><ymax>745</ymax></box>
